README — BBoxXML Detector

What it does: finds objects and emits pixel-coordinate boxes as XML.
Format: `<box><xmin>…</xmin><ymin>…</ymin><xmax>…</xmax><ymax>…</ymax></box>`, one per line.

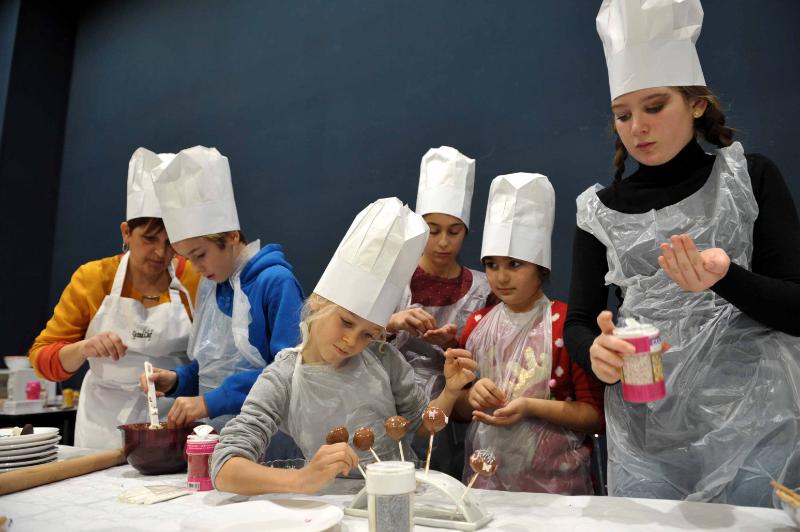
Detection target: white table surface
<box><xmin>0</xmin><ymin>447</ymin><xmax>796</xmax><ymax>531</ymax></box>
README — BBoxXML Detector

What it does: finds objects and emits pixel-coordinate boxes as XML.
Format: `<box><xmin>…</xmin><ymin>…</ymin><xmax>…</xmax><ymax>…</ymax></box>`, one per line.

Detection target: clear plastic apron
<box><xmin>286</xmin><ymin>346</ymin><xmax>406</xmax><ymax>465</ymax></box>
<box><xmin>392</xmin><ymin>268</ymin><xmax>491</xmax><ymax>398</ymax></box>
<box><xmin>576</xmin><ymin>142</ymin><xmax>800</xmax><ymax>506</ymax></box>
<box><xmin>76</xmin><ymin>253</ymin><xmax>193</xmax><ymax>449</ymax></box>
<box><xmin>187</xmin><ymin>241</ymin><xmax>266</xmax><ymax>432</ymax></box>
<box><xmin>464</xmin><ymin>297</ymin><xmax>591</xmax><ymax>493</ymax></box>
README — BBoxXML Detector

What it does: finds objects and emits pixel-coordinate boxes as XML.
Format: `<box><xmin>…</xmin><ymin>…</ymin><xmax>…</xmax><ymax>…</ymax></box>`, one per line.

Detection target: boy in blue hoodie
<box><xmin>142</xmin><ymin>146</ymin><xmax>304</xmax><ymax>435</ymax></box>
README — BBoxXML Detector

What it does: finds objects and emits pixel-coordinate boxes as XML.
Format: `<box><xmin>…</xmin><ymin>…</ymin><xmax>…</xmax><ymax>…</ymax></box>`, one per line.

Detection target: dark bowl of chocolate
<box><xmin>118</xmin><ymin>422</ymin><xmax>198</xmax><ymax>475</ymax></box>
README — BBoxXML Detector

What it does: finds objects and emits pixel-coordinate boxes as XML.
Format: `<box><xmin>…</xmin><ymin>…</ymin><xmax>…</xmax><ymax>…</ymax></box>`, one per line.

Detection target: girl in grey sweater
<box><xmin>210</xmin><ymin>198</ymin><xmax>477</xmax><ymax>496</ymax></box>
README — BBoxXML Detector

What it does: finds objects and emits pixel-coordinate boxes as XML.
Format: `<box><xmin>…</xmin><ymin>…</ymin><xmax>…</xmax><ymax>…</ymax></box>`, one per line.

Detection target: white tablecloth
<box><xmin>0</xmin><ymin>448</ymin><xmax>795</xmax><ymax>531</ymax></box>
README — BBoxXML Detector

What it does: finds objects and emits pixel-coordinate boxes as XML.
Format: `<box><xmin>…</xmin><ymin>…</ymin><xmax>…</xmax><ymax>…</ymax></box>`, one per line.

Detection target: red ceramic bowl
<box><xmin>118</xmin><ymin>422</ymin><xmax>198</xmax><ymax>475</ymax></box>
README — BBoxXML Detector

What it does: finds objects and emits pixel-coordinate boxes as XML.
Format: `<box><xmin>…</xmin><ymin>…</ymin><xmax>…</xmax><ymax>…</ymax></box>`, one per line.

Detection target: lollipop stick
<box><xmin>369</xmin><ymin>448</ymin><xmax>381</xmax><ymax>462</ymax></box>
<box><xmin>398</xmin><ymin>441</ymin><xmax>405</xmax><ymax>462</ymax></box>
<box><xmin>358</xmin><ymin>463</ymin><xmax>367</xmax><ymax>478</ymax></box>
<box><xmin>460</xmin><ymin>473</ymin><xmax>478</xmax><ymax>502</ymax></box>
<box><xmin>424</xmin><ymin>434</ymin><xmax>434</xmax><ymax>476</ymax></box>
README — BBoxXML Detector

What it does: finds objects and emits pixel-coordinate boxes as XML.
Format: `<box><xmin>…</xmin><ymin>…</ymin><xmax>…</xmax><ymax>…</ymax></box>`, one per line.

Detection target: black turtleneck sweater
<box><xmin>564</xmin><ymin>140</ymin><xmax>800</xmax><ymax>377</ymax></box>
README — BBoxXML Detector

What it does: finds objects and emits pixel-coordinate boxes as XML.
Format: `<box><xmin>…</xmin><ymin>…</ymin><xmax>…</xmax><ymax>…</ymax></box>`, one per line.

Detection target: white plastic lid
<box><xmin>187</xmin><ymin>424</ymin><xmax>219</xmax><ymax>441</ymax></box>
<box><xmin>365</xmin><ymin>461</ymin><xmax>416</xmax><ymax>495</ymax></box>
<box><xmin>614</xmin><ymin>317</ymin><xmax>658</xmax><ymax>338</ymax></box>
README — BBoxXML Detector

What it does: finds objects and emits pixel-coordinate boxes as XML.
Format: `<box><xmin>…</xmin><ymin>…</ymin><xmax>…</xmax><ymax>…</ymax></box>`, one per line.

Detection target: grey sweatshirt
<box><xmin>210</xmin><ymin>343</ymin><xmax>428</xmax><ymax>485</ymax></box>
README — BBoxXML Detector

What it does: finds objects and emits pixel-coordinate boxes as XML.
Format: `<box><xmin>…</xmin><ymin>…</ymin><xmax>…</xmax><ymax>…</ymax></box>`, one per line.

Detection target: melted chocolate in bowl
<box><xmin>118</xmin><ymin>422</ymin><xmax>198</xmax><ymax>475</ymax></box>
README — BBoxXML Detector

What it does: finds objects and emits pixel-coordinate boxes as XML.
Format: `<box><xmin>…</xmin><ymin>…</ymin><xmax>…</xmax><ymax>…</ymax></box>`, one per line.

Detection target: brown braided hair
<box><xmin>611</xmin><ymin>86</ymin><xmax>736</xmax><ymax>182</ymax></box>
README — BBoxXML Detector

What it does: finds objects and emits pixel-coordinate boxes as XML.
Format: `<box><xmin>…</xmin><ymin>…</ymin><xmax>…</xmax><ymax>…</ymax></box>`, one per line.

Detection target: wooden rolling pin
<box><xmin>0</xmin><ymin>448</ymin><xmax>126</xmax><ymax>495</ymax></box>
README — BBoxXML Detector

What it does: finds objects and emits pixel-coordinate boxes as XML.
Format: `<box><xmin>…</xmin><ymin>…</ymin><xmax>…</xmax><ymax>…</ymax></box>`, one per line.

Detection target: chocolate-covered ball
<box><xmin>326</xmin><ymin>426</ymin><xmax>349</xmax><ymax>445</ymax></box>
<box><xmin>469</xmin><ymin>450</ymin><xmax>497</xmax><ymax>476</ymax></box>
<box><xmin>353</xmin><ymin>427</ymin><xmax>375</xmax><ymax>451</ymax></box>
<box><xmin>421</xmin><ymin>406</ymin><xmax>448</xmax><ymax>434</ymax></box>
<box><xmin>384</xmin><ymin>416</ymin><xmax>410</xmax><ymax>442</ymax></box>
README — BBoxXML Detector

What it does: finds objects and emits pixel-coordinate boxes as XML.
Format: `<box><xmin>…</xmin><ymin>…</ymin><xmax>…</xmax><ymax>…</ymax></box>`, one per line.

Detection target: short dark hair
<box><xmin>126</xmin><ymin>217</ymin><xmax>166</xmax><ymax>235</ymax></box>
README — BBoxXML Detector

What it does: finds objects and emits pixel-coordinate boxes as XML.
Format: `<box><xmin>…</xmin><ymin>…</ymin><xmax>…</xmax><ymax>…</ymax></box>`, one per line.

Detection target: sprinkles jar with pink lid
<box><xmin>614</xmin><ymin>318</ymin><xmax>665</xmax><ymax>403</ymax></box>
<box><xmin>186</xmin><ymin>425</ymin><xmax>219</xmax><ymax>491</ymax></box>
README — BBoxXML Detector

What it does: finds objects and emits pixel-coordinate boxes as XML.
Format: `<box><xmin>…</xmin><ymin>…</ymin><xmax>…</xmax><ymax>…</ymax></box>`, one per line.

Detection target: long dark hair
<box><xmin>611</xmin><ymin>86</ymin><xmax>736</xmax><ymax>182</ymax></box>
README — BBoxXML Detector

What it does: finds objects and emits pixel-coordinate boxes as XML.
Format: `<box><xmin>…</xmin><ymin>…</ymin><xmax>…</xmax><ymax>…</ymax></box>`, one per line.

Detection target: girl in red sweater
<box><xmin>454</xmin><ymin>173</ymin><xmax>604</xmax><ymax>494</ymax></box>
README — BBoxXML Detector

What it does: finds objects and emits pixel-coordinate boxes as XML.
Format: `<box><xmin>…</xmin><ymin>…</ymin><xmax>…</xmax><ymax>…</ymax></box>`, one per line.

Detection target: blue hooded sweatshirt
<box><xmin>170</xmin><ymin>243</ymin><xmax>304</xmax><ymax>418</ymax></box>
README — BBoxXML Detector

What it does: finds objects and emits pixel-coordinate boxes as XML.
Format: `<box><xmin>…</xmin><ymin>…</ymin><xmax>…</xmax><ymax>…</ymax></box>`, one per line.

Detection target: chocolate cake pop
<box><xmin>469</xmin><ymin>449</ymin><xmax>498</xmax><ymax>476</ymax></box>
<box><xmin>384</xmin><ymin>416</ymin><xmax>410</xmax><ymax>461</ymax></box>
<box><xmin>422</xmin><ymin>405</ymin><xmax>448</xmax><ymax>475</ymax></box>
<box><xmin>462</xmin><ymin>449</ymin><xmax>498</xmax><ymax>501</ymax></box>
<box><xmin>353</xmin><ymin>426</ymin><xmax>381</xmax><ymax>462</ymax></box>
<box><xmin>325</xmin><ymin>426</ymin><xmax>349</xmax><ymax>445</ymax></box>
<box><xmin>422</xmin><ymin>406</ymin><xmax>448</xmax><ymax>434</ymax></box>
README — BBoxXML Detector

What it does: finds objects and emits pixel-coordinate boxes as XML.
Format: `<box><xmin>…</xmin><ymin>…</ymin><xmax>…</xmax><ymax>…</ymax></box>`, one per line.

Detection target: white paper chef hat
<box><xmin>480</xmin><ymin>173</ymin><xmax>555</xmax><ymax>269</ymax></box>
<box><xmin>151</xmin><ymin>146</ymin><xmax>240</xmax><ymax>243</ymax></box>
<box><xmin>597</xmin><ymin>0</ymin><xmax>705</xmax><ymax>100</ymax></box>
<box><xmin>126</xmin><ymin>148</ymin><xmax>174</xmax><ymax>220</ymax></box>
<box><xmin>314</xmin><ymin>197</ymin><xmax>429</xmax><ymax>327</ymax></box>
<box><xmin>416</xmin><ymin>146</ymin><xmax>476</xmax><ymax>228</ymax></box>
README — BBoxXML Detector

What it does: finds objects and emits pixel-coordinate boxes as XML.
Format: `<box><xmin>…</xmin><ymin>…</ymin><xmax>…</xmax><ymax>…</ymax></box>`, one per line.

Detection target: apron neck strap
<box><xmin>167</xmin><ymin>260</ymin><xmax>194</xmax><ymax>315</ymax></box>
<box><xmin>110</xmin><ymin>252</ymin><xmax>130</xmax><ymax>296</ymax></box>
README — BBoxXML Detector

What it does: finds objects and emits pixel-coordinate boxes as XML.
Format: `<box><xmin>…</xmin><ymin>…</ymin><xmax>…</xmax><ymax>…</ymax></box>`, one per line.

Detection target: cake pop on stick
<box><xmin>384</xmin><ymin>416</ymin><xmax>410</xmax><ymax>461</ymax></box>
<box><xmin>326</xmin><ymin>426</ymin><xmax>366</xmax><ymax>476</ymax></box>
<box><xmin>461</xmin><ymin>449</ymin><xmax>497</xmax><ymax>501</ymax></box>
<box><xmin>325</xmin><ymin>425</ymin><xmax>349</xmax><ymax>445</ymax></box>
<box><xmin>421</xmin><ymin>405</ymin><xmax>448</xmax><ymax>475</ymax></box>
<box><xmin>353</xmin><ymin>426</ymin><xmax>381</xmax><ymax>462</ymax></box>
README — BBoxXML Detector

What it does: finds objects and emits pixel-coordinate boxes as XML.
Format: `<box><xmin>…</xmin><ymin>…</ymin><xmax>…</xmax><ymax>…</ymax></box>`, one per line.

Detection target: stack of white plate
<box><xmin>0</xmin><ymin>427</ymin><xmax>60</xmax><ymax>472</ymax></box>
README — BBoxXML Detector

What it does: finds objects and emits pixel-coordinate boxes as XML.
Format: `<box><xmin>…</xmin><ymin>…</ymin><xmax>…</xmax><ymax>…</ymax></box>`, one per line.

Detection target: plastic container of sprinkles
<box><xmin>614</xmin><ymin>318</ymin><xmax>665</xmax><ymax>403</ymax></box>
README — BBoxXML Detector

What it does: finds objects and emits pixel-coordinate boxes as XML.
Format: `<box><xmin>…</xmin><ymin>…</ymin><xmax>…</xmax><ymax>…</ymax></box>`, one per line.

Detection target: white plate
<box><xmin>0</xmin><ymin>446</ymin><xmax>58</xmax><ymax>461</ymax></box>
<box><xmin>180</xmin><ymin>499</ymin><xmax>344</xmax><ymax>532</ymax></box>
<box><xmin>0</xmin><ymin>434</ymin><xmax>60</xmax><ymax>451</ymax></box>
<box><xmin>0</xmin><ymin>427</ymin><xmax>59</xmax><ymax>446</ymax></box>
<box><xmin>0</xmin><ymin>449</ymin><xmax>57</xmax><ymax>467</ymax></box>
<box><xmin>0</xmin><ymin>453</ymin><xmax>58</xmax><ymax>472</ymax></box>
<box><xmin>0</xmin><ymin>442</ymin><xmax>58</xmax><ymax>462</ymax></box>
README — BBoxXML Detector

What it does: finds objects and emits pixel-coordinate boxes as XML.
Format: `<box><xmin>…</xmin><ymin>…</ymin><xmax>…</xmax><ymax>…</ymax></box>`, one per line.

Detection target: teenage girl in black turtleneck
<box><xmin>564</xmin><ymin>85</ymin><xmax>800</xmax><ymax>507</ymax></box>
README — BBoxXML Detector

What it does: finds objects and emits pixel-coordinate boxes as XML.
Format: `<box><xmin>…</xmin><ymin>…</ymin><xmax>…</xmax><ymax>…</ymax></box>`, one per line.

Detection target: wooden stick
<box><xmin>369</xmin><ymin>447</ymin><xmax>381</xmax><ymax>463</ymax></box>
<box><xmin>424</xmin><ymin>434</ymin><xmax>433</xmax><ymax>476</ymax></box>
<box><xmin>357</xmin><ymin>463</ymin><xmax>367</xmax><ymax>478</ymax></box>
<box><xmin>460</xmin><ymin>473</ymin><xmax>478</xmax><ymax>502</ymax></box>
<box><xmin>0</xmin><ymin>448</ymin><xmax>126</xmax><ymax>495</ymax></box>
<box><xmin>771</xmin><ymin>480</ymin><xmax>800</xmax><ymax>505</ymax></box>
<box><xmin>776</xmin><ymin>490</ymin><xmax>800</xmax><ymax>508</ymax></box>
<box><xmin>398</xmin><ymin>441</ymin><xmax>405</xmax><ymax>462</ymax></box>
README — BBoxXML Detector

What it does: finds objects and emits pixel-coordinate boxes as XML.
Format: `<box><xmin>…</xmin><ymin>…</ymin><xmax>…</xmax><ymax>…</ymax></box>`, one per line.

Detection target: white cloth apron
<box><xmin>187</xmin><ymin>241</ymin><xmax>265</xmax><ymax>432</ymax></box>
<box><xmin>286</xmin><ymin>346</ymin><xmax>405</xmax><ymax>465</ymax></box>
<box><xmin>393</xmin><ymin>268</ymin><xmax>491</xmax><ymax>399</ymax></box>
<box><xmin>75</xmin><ymin>253</ymin><xmax>193</xmax><ymax>449</ymax></box>
<box><xmin>576</xmin><ymin>142</ymin><xmax>800</xmax><ymax>506</ymax></box>
<box><xmin>464</xmin><ymin>297</ymin><xmax>591</xmax><ymax>493</ymax></box>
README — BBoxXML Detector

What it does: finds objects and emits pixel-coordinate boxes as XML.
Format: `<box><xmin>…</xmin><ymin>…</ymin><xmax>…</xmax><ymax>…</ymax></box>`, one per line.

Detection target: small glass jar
<box><xmin>366</xmin><ymin>461</ymin><xmax>415</xmax><ymax>532</ymax></box>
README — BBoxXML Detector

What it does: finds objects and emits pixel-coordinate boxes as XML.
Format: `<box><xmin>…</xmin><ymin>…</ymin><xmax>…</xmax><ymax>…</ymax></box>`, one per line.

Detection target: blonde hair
<box><xmin>203</xmin><ymin>230</ymin><xmax>248</xmax><ymax>249</ymax></box>
<box><xmin>297</xmin><ymin>293</ymin><xmax>388</xmax><ymax>353</ymax></box>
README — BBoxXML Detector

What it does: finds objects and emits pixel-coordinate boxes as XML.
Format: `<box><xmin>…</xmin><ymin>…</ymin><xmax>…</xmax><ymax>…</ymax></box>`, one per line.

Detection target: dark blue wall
<box><xmin>49</xmin><ymin>0</ymin><xmax>800</xmax><ymax>307</ymax></box>
<box><xmin>0</xmin><ymin>0</ymin><xmax>20</xmax><ymax>132</ymax></box>
<box><xmin>0</xmin><ymin>1</ymin><xmax>77</xmax><ymax>361</ymax></box>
